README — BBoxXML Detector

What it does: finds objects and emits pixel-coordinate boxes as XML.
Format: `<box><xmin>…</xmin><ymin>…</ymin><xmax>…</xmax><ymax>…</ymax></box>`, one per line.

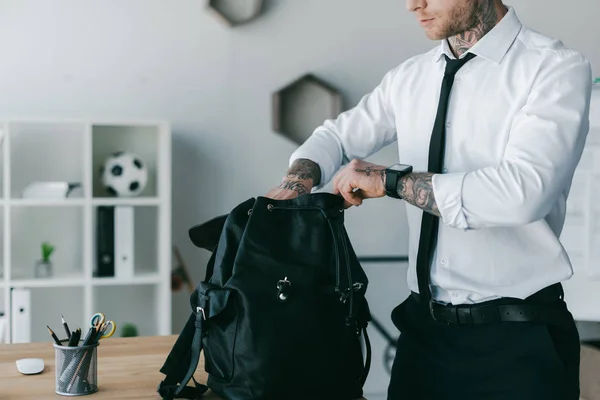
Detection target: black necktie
<box><xmin>416</xmin><ymin>52</ymin><xmax>477</xmax><ymax>312</ymax></box>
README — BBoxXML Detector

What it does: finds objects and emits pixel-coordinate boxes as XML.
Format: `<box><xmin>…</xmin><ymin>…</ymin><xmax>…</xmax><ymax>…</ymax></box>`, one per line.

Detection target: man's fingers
<box><xmin>341</xmin><ymin>181</ymin><xmax>362</xmax><ymax>207</ymax></box>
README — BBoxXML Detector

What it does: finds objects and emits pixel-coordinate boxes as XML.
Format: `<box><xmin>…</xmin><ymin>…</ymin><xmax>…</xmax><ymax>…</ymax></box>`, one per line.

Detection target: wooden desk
<box><xmin>0</xmin><ymin>335</ymin><xmax>220</xmax><ymax>399</ymax></box>
<box><xmin>0</xmin><ymin>335</ymin><xmax>368</xmax><ymax>399</ymax></box>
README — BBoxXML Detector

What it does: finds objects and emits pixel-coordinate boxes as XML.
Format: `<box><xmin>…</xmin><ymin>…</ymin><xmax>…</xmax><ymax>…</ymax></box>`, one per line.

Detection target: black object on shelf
<box><xmin>207</xmin><ymin>0</ymin><xmax>264</xmax><ymax>27</ymax></box>
<box><xmin>96</xmin><ymin>206</ymin><xmax>115</xmax><ymax>277</ymax></box>
<box><xmin>272</xmin><ymin>73</ymin><xmax>343</xmax><ymax>145</ymax></box>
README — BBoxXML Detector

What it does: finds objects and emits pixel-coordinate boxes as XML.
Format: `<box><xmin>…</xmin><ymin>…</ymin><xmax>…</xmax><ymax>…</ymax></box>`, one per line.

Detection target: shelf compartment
<box><xmin>0</xmin><ymin>122</ymin><xmax>6</xmax><ymax>200</ymax></box>
<box><xmin>91</xmin><ymin>273</ymin><xmax>160</xmax><ymax>286</ymax></box>
<box><xmin>8</xmin><ymin>122</ymin><xmax>86</xmax><ymax>199</ymax></box>
<box><xmin>0</xmin><ymin>286</ymin><xmax>5</xmax><ymax>344</ymax></box>
<box><xmin>207</xmin><ymin>0</ymin><xmax>263</xmax><ymax>27</ymax></box>
<box><xmin>272</xmin><ymin>74</ymin><xmax>343</xmax><ymax>145</ymax></box>
<box><xmin>10</xmin><ymin>199</ymin><xmax>85</xmax><ymax>207</ymax></box>
<box><xmin>8</xmin><ymin>278</ymin><xmax>84</xmax><ymax>288</ymax></box>
<box><xmin>27</xmin><ymin>286</ymin><xmax>85</xmax><ymax>343</ymax></box>
<box><xmin>92</xmin><ymin>284</ymin><xmax>157</xmax><ymax>337</ymax></box>
<box><xmin>92</xmin><ymin>124</ymin><xmax>159</xmax><ymax>198</ymax></box>
<box><xmin>91</xmin><ymin>197</ymin><xmax>160</xmax><ymax>207</ymax></box>
<box><xmin>0</xmin><ymin>205</ymin><xmax>3</xmax><ymax>281</ymax></box>
<box><xmin>10</xmin><ymin>206</ymin><xmax>84</xmax><ymax>281</ymax></box>
<box><xmin>92</xmin><ymin>205</ymin><xmax>159</xmax><ymax>279</ymax></box>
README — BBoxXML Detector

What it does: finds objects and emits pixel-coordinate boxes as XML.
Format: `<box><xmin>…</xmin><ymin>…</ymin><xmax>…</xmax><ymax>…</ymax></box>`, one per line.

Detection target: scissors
<box><xmin>90</xmin><ymin>312</ymin><xmax>116</xmax><ymax>340</ymax></box>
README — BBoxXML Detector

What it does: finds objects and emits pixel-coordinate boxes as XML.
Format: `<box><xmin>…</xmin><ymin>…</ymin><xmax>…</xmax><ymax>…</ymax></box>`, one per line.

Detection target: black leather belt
<box><xmin>410</xmin><ymin>284</ymin><xmax>573</xmax><ymax>329</ymax></box>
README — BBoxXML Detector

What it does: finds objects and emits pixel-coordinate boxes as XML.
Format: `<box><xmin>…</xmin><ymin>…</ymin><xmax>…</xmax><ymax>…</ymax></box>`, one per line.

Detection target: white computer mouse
<box><xmin>16</xmin><ymin>358</ymin><xmax>45</xmax><ymax>375</ymax></box>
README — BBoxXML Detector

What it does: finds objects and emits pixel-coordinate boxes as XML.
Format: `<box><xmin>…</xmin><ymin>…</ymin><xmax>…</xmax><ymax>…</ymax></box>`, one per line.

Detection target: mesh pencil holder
<box><xmin>54</xmin><ymin>342</ymin><xmax>99</xmax><ymax>396</ymax></box>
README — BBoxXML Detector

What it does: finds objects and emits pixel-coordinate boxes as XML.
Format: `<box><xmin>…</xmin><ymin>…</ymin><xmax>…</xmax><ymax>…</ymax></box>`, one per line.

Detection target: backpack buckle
<box><xmin>196</xmin><ymin>306</ymin><xmax>206</xmax><ymax>320</ymax></box>
<box><xmin>277</xmin><ymin>277</ymin><xmax>291</xmax><ymax>302</ymax></box>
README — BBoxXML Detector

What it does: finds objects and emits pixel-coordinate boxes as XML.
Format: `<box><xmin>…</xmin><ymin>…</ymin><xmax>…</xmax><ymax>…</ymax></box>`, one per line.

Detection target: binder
<box><xmin>96</xmin><ymin>206</ymin><xmax>115</xmax><ymax>277</ymax></box>
<box><xmin>10</xmin><ymin>288</ymin><xmax>31</xmax><ymax>343</ymax></box>
<box><xmin>0</xmin><ymin>311</ymin><xmax>6</xmax><ymax>344</ymax></box>
<box><xmin>115</xmin><ymin>205</ymin><xmax>134</xmax><ymax>279</ymax></box>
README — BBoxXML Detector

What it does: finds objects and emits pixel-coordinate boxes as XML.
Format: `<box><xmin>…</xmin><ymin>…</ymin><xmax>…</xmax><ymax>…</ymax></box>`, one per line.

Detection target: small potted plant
<box><xmin>35</xmin><ymin>241</ymin><xmax>55</xmax><ymax>278</ymax></box>
<box><xmin>121</xmin><ymin>323</ymin><xmax>138</xmax><ymax>337</ymax></box>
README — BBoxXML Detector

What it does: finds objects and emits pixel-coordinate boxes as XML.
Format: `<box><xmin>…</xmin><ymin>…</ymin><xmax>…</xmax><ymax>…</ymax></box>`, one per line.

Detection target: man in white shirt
<box><xmin>267</xmin><ymin>0</ymin><xmax>592</xmax><ymax>399</ymax></box>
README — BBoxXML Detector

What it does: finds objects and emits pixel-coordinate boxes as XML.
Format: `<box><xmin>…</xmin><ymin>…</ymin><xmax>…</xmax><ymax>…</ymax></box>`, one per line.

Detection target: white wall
<box><xmin>0</xmin><ymin>0</ymin><xmax>598</xmax><ymax>394</ymax></box>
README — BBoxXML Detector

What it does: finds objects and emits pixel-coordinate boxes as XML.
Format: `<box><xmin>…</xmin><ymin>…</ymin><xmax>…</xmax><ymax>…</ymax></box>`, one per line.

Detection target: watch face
<box><xmin>388</xmin><ymin>163</ymin><xmax>412</xmax><ymax>172</ymax></box>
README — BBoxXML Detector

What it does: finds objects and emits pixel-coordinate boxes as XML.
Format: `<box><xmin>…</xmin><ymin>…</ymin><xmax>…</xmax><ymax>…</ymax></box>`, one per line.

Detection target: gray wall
<box><xmin>0</xmin><ymin>0</ymin><xmax>598</xmax><ymax>396</ymax></box>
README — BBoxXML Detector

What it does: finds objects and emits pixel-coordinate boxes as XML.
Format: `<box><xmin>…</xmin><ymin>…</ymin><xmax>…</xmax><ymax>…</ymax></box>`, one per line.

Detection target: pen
<box><xmin>47</xmin><ymin>325</ymin><xmax>62</xmax><ymax>346</ymax></box>
<box><xmin>61</xmin><ymin>315</ymin><xmax>71</xmax><ymax>339</ymax></box>
<box><xmin>67</xmin><ymin>328</ymin><xmax>81</xmax><ymax>347</ymax></box>
<box><xmin>82</xmin><ymin>326</ymin><xmax>96</xmax><ymax>346</ymax></box>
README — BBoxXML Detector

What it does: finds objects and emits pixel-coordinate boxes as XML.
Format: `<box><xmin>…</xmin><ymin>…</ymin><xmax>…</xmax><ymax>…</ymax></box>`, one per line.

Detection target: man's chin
<box><xmin>423</xmin><ymin>30</ymin><xmax>446</xmax><ymax>41</ymax></box>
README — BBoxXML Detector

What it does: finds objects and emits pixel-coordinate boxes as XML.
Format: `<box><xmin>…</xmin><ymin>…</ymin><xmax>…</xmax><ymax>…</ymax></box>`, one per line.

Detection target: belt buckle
<box><xmin>428</xmin><ymin>298</ymin><xmax>438</xmax><ymax>321</ymax></box>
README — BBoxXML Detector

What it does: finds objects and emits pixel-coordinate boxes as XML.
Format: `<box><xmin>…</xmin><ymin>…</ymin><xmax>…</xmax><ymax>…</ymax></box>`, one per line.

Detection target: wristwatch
<box><xmin>385</xmin><ymin>163</ymin><xmax>413</xmax><ymax>199</ymax></box>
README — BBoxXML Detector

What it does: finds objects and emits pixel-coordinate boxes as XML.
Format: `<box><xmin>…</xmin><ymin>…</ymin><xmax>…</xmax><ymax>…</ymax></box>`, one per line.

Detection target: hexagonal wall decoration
<box><xmin>207</xmin><ymin>0</ymin><xmax>264</xmax><ymax>27</ymax></box>
<box><xmin>272</xmin><ymin>74</ymin><xmax>343</xmax><ymax>145</ymax></box>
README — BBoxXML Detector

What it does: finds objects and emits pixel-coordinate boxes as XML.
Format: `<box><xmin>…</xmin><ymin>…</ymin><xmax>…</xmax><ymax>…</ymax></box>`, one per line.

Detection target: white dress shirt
<box><xmin>289</xmin><ymin>6</ymin><xmax>594</xmax><ymax>304</ymax></box>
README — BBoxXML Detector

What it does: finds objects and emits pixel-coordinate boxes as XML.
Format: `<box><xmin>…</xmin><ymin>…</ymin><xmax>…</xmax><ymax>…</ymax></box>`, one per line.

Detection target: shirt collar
<box><xmin>434</xmin><ymin>5</ymin><xmax>522</xmax><ymax>64</ymax></box>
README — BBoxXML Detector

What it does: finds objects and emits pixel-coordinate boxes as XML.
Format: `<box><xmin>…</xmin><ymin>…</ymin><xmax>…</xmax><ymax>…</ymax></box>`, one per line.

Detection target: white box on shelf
<box><xmin>10</xmin><ymin>288</ymin><xmax>31</xmax><ymax>343</ymax></box>
<box><xmin>115</xmin><ymin>205</ymin><xmax>134</xmax><ymax>279</ymax></box>
<box><xmin>21</xmin><ymin>181</ymin><xmax>81</xmax><ymax>199</ymax></box>
<box><xmin>0</xmin><ymin>313</ymin><xmax>6</xmax><ymax>343</ymax></box>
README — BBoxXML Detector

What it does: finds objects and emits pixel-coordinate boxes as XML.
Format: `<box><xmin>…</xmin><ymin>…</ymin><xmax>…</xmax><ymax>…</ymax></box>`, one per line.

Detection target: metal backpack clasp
<box><xmin>277</xmin><ymin>277</ymin><xmax>292</xmax><ymax>302</ymax></box>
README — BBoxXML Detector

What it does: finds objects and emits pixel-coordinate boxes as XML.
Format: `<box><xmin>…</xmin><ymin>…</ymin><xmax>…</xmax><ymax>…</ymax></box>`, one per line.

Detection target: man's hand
<box><xmin>332</xmin><ymin>159</ymin><xmax>387</xmax><ymax>208</ymax></box>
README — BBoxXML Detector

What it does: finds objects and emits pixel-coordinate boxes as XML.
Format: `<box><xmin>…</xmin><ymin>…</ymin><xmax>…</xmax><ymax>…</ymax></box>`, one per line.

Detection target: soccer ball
<box><xmin>100</xmin><ymin>151</ymin><xmax>148</xmax><ymax>197</ymax></box>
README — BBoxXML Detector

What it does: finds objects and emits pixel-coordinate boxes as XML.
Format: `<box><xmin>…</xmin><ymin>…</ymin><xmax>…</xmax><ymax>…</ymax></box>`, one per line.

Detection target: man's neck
<box><xmin>447</xmin><ymin>1</ymin><xmax>507</xmax><ymax>58</ymax></box>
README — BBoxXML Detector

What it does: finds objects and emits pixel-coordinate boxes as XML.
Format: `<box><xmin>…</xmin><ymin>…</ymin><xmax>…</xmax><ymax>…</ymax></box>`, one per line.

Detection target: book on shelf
<box><xmin>95</xmin><ymin>205</ymin><xmax>134</xmax><ymax>278</ymax></box>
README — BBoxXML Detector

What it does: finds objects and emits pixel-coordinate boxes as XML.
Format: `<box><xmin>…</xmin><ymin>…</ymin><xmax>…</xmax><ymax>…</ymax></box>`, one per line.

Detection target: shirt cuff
<box><xmin>432</xmin><ymin>172</ymin><xmax>469</xmax><ymax>230</ymax></box>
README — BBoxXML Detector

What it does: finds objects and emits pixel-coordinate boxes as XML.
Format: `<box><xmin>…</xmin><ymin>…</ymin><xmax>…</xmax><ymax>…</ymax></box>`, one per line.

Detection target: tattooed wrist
<box><xmin>278</xmin><ymin>180</ymin><xmax>310</xmax><ymax>196</ymax></box>
<box><xmin>396</xmin><ymin>173</ymin><xmax>440</xmax><ymax>217</ymax></box>
<box><xmin>286</xmin><ymin>159</ymin><xmax>321</xmax><ymax>186</ymax></box>
<box><xmin>355</xmin><ymin>166</ymin><xmax>386</xmax><ymax>183</ymax></box>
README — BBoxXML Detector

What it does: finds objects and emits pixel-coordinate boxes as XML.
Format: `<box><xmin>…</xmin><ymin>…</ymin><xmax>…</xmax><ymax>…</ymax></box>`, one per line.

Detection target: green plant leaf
<box><xmin>121</xmin><ymin>323</ymin><xmax>138</xmax><ymax>337</ymax></box>
<box><xmin>41</xmin><ymin>241</ymin><xmax>55</xmax><ymax>262</ymax></box>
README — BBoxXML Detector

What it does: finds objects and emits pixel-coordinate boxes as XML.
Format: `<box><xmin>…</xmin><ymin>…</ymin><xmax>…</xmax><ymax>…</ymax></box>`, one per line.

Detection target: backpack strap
<box><xmin>157</xmin><ymin>311</ymin><xmax>208</xmax><ymax>399</ymax></box>
<box><xmin>360</xmin><ymin>324</ymin><xmax>372</xmax><ymax>385</ymax></box>
<box><xmin>158</xmin><ymin>283</ymin><xmax>231</xmax><ymax>399</ymax></box>
<box><xmin>328</xmin><ymin>212</ymin><xmax>373</xmax><ymax>388</ymax></box>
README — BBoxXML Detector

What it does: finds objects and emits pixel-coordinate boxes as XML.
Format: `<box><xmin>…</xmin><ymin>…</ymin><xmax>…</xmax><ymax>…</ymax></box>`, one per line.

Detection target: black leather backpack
<box><xmin>157</xmin><ymin>194</ymin><xmax>372</xmax><ymax>400</ymax></box>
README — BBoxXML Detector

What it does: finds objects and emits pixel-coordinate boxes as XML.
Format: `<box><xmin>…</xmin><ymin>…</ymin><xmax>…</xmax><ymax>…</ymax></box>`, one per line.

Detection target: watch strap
<box><xmin>385</xmin><ymin>169</ymin><xmax>402</xmax><ymax>199</ymax></box>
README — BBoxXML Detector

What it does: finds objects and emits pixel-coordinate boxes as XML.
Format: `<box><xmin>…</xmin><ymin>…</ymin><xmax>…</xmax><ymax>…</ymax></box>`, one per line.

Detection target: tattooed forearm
<box><xmin>448</xmin><ymin>0</ymin><xmax>502</xmax><ymax>57</ymax></box>
<box><xmin>286</xmin><ymin>159</ymin><xmax>321</xmax><ymax>186</ymax></box>
<box><xmin>396</xmin><ymin>173</ymin><xmax>440</xmax><ymax>217</ymax></box>
<box><xmin>277</xmin><ymin>180</ymin><xmax>309</xmax><ymax>196</ymax></box>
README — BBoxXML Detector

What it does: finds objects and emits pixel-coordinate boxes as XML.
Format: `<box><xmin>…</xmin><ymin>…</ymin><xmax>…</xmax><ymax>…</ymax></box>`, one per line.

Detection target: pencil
<box><xmin>47</xmin><ymin>325</ymin><xmax>62</xmax><ymax>345</ymax></box>
<box><xmin>82</xmin><ymin>326</ymin><xmax>96</xmax><ymax>346</ymax></box>
<box><xmin>61</xmin><ymin>315</ymin><xmax>71</xmax><ymax>339</ymax></box>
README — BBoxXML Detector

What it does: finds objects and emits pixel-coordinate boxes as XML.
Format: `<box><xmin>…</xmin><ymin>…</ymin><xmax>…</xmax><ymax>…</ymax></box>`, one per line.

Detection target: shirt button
<box><xmin>452</xmin><ymin>292</ymin><xmax>459</xmax><ymax>297</ymax></box>
<box><xmin>440</xmin><ymin>258</ymin><xmax>448</xmax><ymax>265</ymax></box>
<box><xmin>446</xmin><ymin>122</ymin><xmax>451</xmax><ymax>128</ymax></box>
<box><xmin>442</xmin><ymin>167</ymin><xmax>448</xmax><ymax>173</ymax></box>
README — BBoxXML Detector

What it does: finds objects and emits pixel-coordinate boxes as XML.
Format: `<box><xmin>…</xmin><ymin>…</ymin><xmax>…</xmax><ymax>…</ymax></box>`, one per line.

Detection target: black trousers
<box><xmin>387</xmin><ymin>287</ymin><xmax>581</xmax><ymax>400</ymax></box>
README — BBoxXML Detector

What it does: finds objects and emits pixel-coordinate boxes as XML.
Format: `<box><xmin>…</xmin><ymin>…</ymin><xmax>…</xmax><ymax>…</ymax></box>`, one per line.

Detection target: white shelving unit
<box><xmin>0</xmin><ymin>118</ymin><xmax>171</xmax><ymax>343</ymax></box>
